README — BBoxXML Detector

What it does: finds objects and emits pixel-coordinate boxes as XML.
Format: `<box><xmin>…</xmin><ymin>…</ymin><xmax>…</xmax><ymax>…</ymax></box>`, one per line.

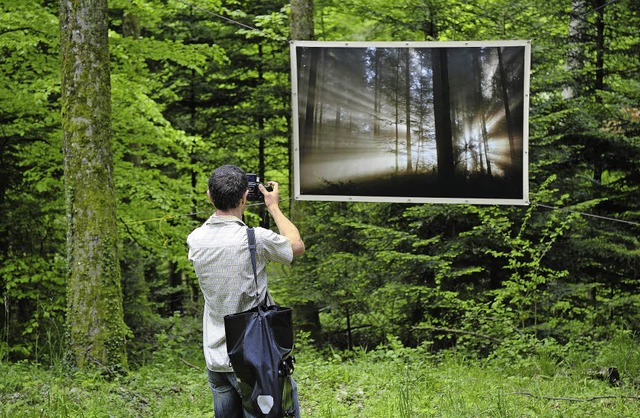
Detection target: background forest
<box><xmin>1</xmin><ymin>0</ymin><xmax>640</xmax><ymax>407</ymax></box>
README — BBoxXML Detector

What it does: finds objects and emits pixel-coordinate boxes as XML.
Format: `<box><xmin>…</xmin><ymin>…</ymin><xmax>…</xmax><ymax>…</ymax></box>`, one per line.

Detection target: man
<box><xmin>187</xmin><ymin>165</ymin><xmax>304</xmax><ymax>418</ymax></box>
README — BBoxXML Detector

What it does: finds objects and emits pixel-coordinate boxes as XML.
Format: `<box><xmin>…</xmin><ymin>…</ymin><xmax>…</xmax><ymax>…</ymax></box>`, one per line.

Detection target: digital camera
<box><xmin>246</xmin><ymin>173</ymin><xmax>272</xmax><ymax>201</ymax></box>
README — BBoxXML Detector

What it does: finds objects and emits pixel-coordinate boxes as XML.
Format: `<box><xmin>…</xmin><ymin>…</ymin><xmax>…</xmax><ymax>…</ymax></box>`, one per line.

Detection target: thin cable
<box><xmin>534</xmin><ymin>202</ymin><xmax>640</xmax><ymax>228</ymax></box>
<box><xmin>590</xmin><ymin>0</ymin><xmax>623</xmax><ymax>16</ymax></box>
<box><xmin>171</xmin><ymin>0</ymin><xmax>261</xmax><ymax>33</ymax></box>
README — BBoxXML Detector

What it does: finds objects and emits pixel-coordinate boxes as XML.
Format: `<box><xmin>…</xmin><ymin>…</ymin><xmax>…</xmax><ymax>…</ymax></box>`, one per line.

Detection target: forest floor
<box><xmin>2</xmin><ymin>335</ymin><xmax>640</xmax><ymax>417</ymax></box>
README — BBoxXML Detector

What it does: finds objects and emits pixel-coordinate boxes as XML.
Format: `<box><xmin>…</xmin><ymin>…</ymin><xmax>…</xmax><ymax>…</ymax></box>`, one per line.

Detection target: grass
<box><xmin>295</xmin><ymin>348</ymin><xmax>640</xmax><ymax>417</ymax></box>
<box><xmin>2</xmin><ymin>334</ymin><xmax>640</xmax><ymax>417</ymax></box>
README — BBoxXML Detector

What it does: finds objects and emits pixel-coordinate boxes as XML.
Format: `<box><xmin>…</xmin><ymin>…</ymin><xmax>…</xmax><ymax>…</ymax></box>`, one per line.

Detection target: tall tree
<box><xmin>497</xmin><ymin>47</ymin><xmax>517</xmax><ymax>164</ymax></box>
<box><xmin>60</xmin><ymin>0</ymin><xmax>128</xmax><ymax>372</ymax></box>
<box><xmin>562</xmin><ymin>0</ymin><xmax>590</xmax><ymax>99</ymax></box>
<box><xmin>405</xmin><ymin>47</ymin><xmax>413</xmax><ymax>172</ymax></box>
<box><xmin>432</xmin><ymin>48</ymin><xmax>455</xmax><ymax>183</ymax></box>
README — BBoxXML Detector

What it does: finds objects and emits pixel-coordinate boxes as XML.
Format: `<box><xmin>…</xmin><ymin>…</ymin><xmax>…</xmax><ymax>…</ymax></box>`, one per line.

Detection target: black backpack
<box><xmin>225</xmin><ymin>303</ymin><xmax>296</xmax><ymax>417</ymax></box>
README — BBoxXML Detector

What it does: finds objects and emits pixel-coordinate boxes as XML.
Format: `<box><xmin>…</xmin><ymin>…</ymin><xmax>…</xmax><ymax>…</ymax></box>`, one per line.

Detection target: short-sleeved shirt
<box><xmin>187</xmin><ymin>214</ymin><xmax>293</xmax><ymax>372</ymax></box>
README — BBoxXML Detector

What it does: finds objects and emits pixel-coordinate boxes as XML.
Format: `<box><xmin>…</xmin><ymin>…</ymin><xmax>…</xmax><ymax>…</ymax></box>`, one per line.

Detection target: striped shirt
<box><xmin>187</xmin><ymin>214</ymin><xmax>293</xmax><ymax>372</ymax></box>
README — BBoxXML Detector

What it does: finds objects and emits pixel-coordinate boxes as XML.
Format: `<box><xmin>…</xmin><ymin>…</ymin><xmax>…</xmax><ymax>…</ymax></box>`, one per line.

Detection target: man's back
<box><xmin>188</xmin><ymin>214</ymin><xmax>293</xmax><ymax>371</ymax></box>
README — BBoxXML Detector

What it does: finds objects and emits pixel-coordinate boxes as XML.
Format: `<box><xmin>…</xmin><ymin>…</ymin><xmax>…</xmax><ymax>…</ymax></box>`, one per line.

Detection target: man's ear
<box><xmin>207</xmin><ymin>190</ymin><xmax>214</xmax><ymax>204</ymax></box>
<box><xmin>241</xmin><ymin>190</ymin><xmax>249</xmax><ymax>204</ymax></box>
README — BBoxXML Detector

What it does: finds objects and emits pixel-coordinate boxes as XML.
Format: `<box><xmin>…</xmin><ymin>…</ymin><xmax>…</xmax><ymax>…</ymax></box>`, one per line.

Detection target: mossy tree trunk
<box><xmin>290</xmin><ymin>0</ymin><xmax>314</xmax><ymax>41</ymax></box>
<box><xmin>60</xmin><ymin>0</ymin><xmax>128</xmax><ymax>373</ymax></box>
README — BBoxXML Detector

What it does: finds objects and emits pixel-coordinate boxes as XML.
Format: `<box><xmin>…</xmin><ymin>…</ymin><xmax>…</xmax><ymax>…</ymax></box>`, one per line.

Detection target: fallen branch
<box><xmin>180</xmin><ymin>358</ymin><xmax>203</xmax><ymax>371</ymax></box>
<box><xmin>412</xmin><ymin>326</ymin><xmax>502</xmax><ymax>343</ymax></box>
<box><xmin>512</xmin><ymin>391</ymin><xmax>640</xmax><ymax>402</ymax></box>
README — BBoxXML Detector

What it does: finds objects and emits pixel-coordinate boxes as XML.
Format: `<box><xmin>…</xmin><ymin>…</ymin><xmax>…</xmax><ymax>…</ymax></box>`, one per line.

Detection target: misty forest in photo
<box><xmin>295</xmin><ymin>44</ymin><xmax>527</xmax><ymax>201</ymax></box>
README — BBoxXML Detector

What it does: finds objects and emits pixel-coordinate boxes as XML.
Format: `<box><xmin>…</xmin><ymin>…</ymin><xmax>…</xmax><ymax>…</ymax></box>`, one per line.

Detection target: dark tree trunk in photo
<box><xmin>482</xmin><ymin>116</ymin><xmax>492</xmax><ymax>177</ymax></box>
<box><xmin>497</xmin><ymin>48</ymin><xmax>517</xmax><ymax>165</ymax></box>
<box><xmin>432</xmin><ymin>48</ymin><xmax>454</xmax><ymax>183</ymax></box>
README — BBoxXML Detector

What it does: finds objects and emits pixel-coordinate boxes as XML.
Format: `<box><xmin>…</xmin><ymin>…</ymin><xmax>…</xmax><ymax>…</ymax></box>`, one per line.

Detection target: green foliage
<box><xmin>0</xmin><ymin>255</ymin><xmax>66</xmax><ymax>363</ymax></box>
<box><xmin>2</xmin><ymin>0</ymin><xmax>640</xmax><ymax>381</ymax></box>
<box><xmin>0</xmin><ymin>0</ymin><xmax>65</xmax><ymax>363</ymax></box>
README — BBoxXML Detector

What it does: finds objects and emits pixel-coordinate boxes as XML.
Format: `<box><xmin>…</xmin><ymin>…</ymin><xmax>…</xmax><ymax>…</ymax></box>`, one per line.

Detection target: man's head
<box><xmin>207</xmin><ymin>165</ymin><xmax>248</xmax><ymax>210</ymax></box>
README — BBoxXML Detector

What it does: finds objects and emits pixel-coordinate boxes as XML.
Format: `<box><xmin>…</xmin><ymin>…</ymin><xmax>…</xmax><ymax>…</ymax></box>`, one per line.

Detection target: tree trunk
<box><xmin>60</xmin><ymin>0</ymin><xmax>128</xmax><ymax>373</ymax></box>
<box><xmin>432</xmin><ymin>48</ymin><xmax>455</xmax><ymax>182</ymax></box>
<box><xmin>497</xmin><ymin>48</ymin><xmax>516</xmax><ymax>165</ymax></box>
<box><xmin>405</xmin><ymin>48</ymin><xmax>413</xmax><ymax>172</ymax></box>
<box><xmin>290</xmin><ymin>0</ymin><xmax>314</xmax><ymax>40</ymax></box>
<box><xmin>290</xmin><ymin>0</ymin><xmax>314</xmax><ymax>201</ymax></box>
<box><xmin>289</xmin><ymin>0</ymin><xmax>323</xmax><ymax>345</ymax></box>
<box><xmin>374</xmin><ymin>49</ymin><xmax>381</xmax><ymax>136</ymax></box>
<box><xmin>593</xmin><ymin>0</ymin><xmax>605</xmax><ymax>183</ymax></box>
<box><xmin>562</xmin><ymin>0</ymin><xmax>590</xmax><ymax>99</ymax></box>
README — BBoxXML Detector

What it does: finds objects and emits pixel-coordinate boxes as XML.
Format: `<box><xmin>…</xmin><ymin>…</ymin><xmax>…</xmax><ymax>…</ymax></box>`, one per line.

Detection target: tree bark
<box><xmin>60</xmin><ymin>0</ymin><xmax>128</xmax><ymax>373</ymax></box>
<box><xmin>562</xmin><ymin>0</ymin><xmax>590</xmax><ymax>99</ymax></box>
<box><xmin>290</xmin><ymin>0</ymin><xmax>314</xmax><ymax>40</ymax></box>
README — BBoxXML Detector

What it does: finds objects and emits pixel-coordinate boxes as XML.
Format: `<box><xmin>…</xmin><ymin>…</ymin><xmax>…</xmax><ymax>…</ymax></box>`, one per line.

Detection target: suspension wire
<box><xmin>590</xmin><ymin>0</ymin><xmax>623</xmax><ymax>16</ymax></box>
<box><xmin>167</xmin><ymin>0</ymin><xmax>636</xmax><ymax>78</ymax></box>
<box><xmin>171</xmin><ymin>0</ymin><xmax>262</xmax><ymax>33</ymax></box>
<box><xmin>168</xmin><ymin>0</ymin><xmax>636</xmax><ymax>76</ymax></box>
<box><xmin>533</xmin><ymin>202</ymin><xmax>640</xmax><ymax>228</ymax></box>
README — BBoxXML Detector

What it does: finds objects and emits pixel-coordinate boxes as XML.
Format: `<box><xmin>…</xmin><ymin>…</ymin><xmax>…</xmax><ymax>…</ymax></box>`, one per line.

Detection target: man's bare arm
<box><xmin>259</xmin><ymin>182</ymin><xmax>305</xmax><ymax>256</ymax></box>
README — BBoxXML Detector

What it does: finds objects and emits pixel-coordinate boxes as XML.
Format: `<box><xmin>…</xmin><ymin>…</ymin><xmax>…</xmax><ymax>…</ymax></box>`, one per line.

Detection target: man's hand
<box><xmin>259</xmin><ymin>181</ymin><xmax>279</xmax><ymax>208</ymax></box>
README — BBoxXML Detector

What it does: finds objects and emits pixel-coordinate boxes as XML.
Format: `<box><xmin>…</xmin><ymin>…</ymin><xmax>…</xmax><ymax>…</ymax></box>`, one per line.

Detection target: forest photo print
<box><xmin>292</xmin><ymin>41</ymin><xmax>531</xmax><ymax>204</ymax></box>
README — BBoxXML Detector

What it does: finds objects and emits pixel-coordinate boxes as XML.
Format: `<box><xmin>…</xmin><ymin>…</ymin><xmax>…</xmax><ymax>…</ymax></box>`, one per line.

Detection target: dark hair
<box><xmin>207</xmin><ymin>165</ymin><xmax>248</xmax><ymax>210</ymax></box>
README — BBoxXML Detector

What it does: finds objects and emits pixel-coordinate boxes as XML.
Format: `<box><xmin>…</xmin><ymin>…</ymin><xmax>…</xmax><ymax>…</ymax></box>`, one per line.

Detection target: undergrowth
<box><xmin>1</xmin><ymin>330</ymin><xmax>639</xmax><ymax>417</ymax></box>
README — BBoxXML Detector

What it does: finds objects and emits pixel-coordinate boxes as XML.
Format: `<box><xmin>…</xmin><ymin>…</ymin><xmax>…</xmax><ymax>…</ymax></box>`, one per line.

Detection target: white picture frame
<box><xmin>290</xmin><ymin>40</ymin><xmax>531</xmax><ymax>205</ymax></box>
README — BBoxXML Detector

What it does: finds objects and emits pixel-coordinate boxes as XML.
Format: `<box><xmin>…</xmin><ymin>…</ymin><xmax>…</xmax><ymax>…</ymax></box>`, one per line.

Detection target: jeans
<box><xmin>207</xmin><ymin>370</ymin><xmax>301</xmax><ymax>418</ymax></box>
<box><xmin>208</xmin><ymin>370</ymin><xmax>255</xmax><ymax>418</ymax></box>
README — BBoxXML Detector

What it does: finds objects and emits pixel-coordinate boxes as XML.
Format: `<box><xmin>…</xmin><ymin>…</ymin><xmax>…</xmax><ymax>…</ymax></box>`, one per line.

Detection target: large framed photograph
<box><xmin>290</xmin><ymin>40</ymin><xmax>531</xmax><ymax>205</ymax></box>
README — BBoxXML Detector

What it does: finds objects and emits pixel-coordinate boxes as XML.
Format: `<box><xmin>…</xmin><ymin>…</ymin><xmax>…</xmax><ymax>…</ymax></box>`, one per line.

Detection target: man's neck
<box><xmin>215</xmin><ymin>206</ymin><xmax>244</xmax><ymax>219</ymax></box>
